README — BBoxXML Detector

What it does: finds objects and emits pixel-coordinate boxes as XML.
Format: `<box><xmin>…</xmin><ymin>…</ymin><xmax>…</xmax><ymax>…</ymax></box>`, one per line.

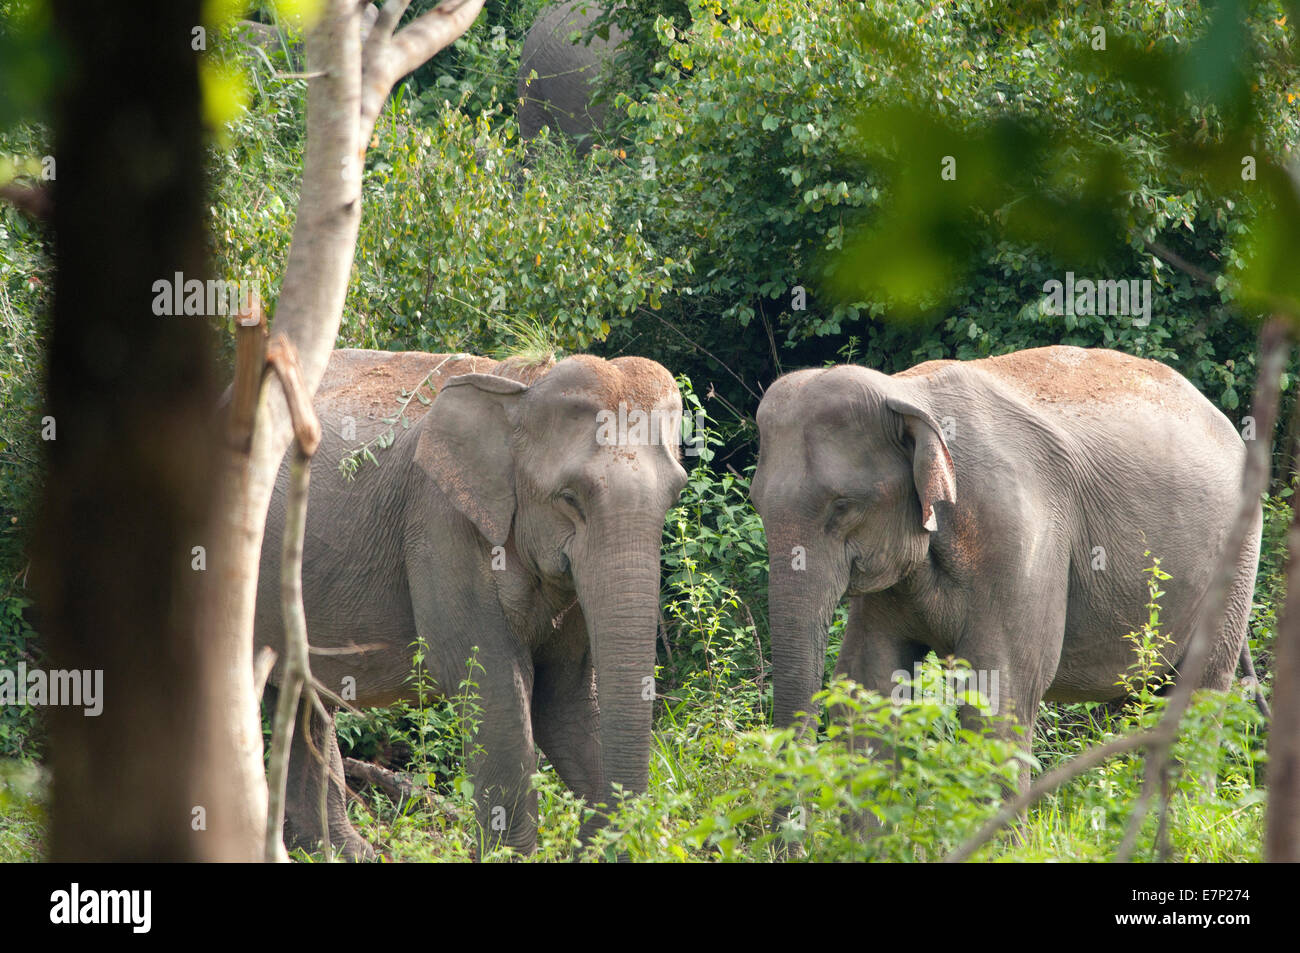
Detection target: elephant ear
<box><xmin>415</xmin><ymin>373</ymin><xmax>529</xmax><ymax>547</ymax></box>
<box><xmin>886</xmin><ymin>397</ymin><xmax>956</xmax><ymax>532</ymax></box>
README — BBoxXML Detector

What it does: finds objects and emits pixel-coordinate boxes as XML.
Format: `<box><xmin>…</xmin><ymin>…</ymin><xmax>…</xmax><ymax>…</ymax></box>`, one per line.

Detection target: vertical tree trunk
<box><xmin>190</xmin><ymin>0</ymin><xmax>366</xmax><ymax>861</ymax></box>
<box><xmin>192</xmin><ymin>0</ymin><xmax>488</xmax><ymax>860</ymax></box>
<box><xmin>34</xmin><ymin>0</ymin><xmax>489</xmax><ymax>862</ymax></box>
<box><xmin>1266</xmin><ymin>493</ymin><xmax>1300</xmax><ymax>860</ymax></box>
<box><xmin>34</xmin><ymin>0</ymin><xmax>223</xmax><ymax>860</ymax></box>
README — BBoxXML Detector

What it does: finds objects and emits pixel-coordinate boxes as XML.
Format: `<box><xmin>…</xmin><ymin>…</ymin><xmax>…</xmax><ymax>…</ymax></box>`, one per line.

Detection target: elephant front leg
<box><xmin>833</xmin><ymin>597</ymin><xmax>930</xmax><ymax>742</ymax></box>
<box><xmin>281</xmin><ymin>692</ymin><xmax>375</xmax><ymax>861</ymax></box>
<box><xmin>461</xmin><ymin>648</ymin><xmax>542</xmax><ymax>857</ymax></box>
<box><xmin>532</xmin><ymin>605</ymin><xmax>606</xmax><ymax>846</ymax></box>
<box><xmin>830</xmin><ymin>598</ymin><xmax>928</xmax><ymax>838</ymax></box>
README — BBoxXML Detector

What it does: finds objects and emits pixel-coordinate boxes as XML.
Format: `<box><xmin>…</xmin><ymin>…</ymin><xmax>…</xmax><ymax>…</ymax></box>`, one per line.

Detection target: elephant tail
<box><xmin>1239</xmin><ymin>639</ymin><xmax>1271</xmax><ymax>719</ymax></box>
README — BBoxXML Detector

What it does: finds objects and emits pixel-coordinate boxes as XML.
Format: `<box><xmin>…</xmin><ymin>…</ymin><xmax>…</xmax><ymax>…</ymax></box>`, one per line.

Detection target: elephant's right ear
<box><xmin>415</xmin><ymin>373</ymin><xmax>529</xmax><ymax>547</ymax></box>
<box><xmin>886</xmin><ymin>397</ymin><xmax>956</xmax><ymax>532</ymax></box>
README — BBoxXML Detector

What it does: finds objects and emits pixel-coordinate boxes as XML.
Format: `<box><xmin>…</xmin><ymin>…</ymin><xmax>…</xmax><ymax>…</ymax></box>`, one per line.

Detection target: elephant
<box><xmin>516</xmin><ymin>1</ymin><xmax>626</xmax><ymax>154</ymax></box>
<box><xmin>255</xmin><ymin>349</ymin><xmax>687</xmax><ymax>859</ymax></box>
<box><xmin>750</xmin><ymin>346</ymin><xmax>1264</xmax><ymax>775</ymax></box>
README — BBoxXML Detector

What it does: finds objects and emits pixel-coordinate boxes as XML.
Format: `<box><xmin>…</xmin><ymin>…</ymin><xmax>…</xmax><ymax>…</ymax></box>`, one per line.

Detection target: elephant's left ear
<box><xmin>887</xmin><ymin>397</ymin><xmax>956</xmax><ymax>532</ymax></box>
<box><xmin>416</xmin><ymin>373</ymin><xmax>529</xmax><ymax>547</ymax></box>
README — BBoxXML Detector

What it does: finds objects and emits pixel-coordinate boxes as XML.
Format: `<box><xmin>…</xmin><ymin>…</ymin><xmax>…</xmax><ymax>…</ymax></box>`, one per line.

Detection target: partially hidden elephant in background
<box><xmin>750</xmin><ymin>346</ymin><xmax>1264</xmax><ymax>770</ymax></box>
<box><xmin>516</xmin><ymin>1</ymin><xmax>626</xmax><ymax>154</ymax></box>
<box><xmin>255</xmin><ymin>349</ymin><xmax>687</xmax><ymax>859</ymax></box>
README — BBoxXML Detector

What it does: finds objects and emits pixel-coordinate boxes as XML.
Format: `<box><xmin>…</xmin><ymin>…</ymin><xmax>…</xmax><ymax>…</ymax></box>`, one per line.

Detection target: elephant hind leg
<box><xmin>279</xmin><ymin>690</ymin><xmax>376</xmax><ymax>862</ymax></box>
<box><xmin>1197</xmin><ymin>514</ymin><xmax>1262</xmax><ymax>695</ymax></box>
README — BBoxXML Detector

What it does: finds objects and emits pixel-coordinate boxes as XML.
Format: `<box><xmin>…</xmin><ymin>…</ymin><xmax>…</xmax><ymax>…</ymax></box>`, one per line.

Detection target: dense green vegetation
<box><xmin>2</xmin><ymin>0</ymin><xmax>1295</xmax><ymax>860</ymax></box>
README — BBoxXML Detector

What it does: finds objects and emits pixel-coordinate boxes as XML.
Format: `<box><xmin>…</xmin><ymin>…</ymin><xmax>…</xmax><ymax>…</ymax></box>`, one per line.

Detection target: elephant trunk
<box><xmin>572</xmin><ymin>521</ymin><xmax>663</xmax><ymax>809</ymax></box>
<box><xmin>768</xmin><ymin>548</ymin><xmax>846</xmax><ymax>736</ymax></box>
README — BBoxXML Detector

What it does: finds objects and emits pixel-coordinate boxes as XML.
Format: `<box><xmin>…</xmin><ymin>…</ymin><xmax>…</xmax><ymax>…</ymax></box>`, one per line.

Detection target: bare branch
<box><xmin>265</xmin><ymin>441</ymin><xmax>313</xmax><ymax>863</ymax></box>
<box><xmin>359</xmin><ymin>0</ymin><xmax>487</xmax><ymax>137</ymax></box>
<box><xmin>1267</xmin><ymin>380</ymin><xmax>1300</xmax><ymax>860</ymax></box>
<box><xmin>344</xmin><ymin>757</ymin><xmax>415</xmax><ymax>803</ymax></box>
<box><xmin>368</xmin><ymin>0</ymin><xmax>411</xmax><ymax>47</ymax></box>
<box><xmin>253</xmin><ymin>646</ymin><xmax>278</xmax><ymax>702</ymax></box>
<box><xmin>1143</xmin><ymin>238</ymin><xmax>1216</xmax><ymax>286</ymax></box>
<box><xmin>945</xmin><ymin>730</ymin><xmax>1153</xmax><ymax>863</ymax></box>
<box><xmin>267</xmin><ymin>334</ymin><xmax>323</xmax><ymax>457</ymax></box>
<box><xmin>226</xmin><ymin>296</ymin><xmax>267</xmax><ymax>453</ymax></box>
<box><xmin>265</xmin><ymin>336</ymin><xmax>325</xmax><ymax>862</ymax></box>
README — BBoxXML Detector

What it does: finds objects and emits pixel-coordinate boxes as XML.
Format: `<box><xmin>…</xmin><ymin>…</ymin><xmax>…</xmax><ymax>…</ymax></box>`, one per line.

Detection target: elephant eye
<box><xmin>556</xmin><ymin>489</ymin><xmax>584</xmax><ymax>520</ymax></box>
<box><xmin>827</xmin><ymin>497</ymin><xmax>863</xmax><ymax>527</ymax></box>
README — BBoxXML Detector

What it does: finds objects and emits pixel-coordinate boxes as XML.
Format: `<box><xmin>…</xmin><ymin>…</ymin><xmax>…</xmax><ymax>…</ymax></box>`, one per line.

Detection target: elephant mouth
<box><xmin>847</xmin><ymin>556</ymin><xmax>893</xmax><ymax>596</ymax></box>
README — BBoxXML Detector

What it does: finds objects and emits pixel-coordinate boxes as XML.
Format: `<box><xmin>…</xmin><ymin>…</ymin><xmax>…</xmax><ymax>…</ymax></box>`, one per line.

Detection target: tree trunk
<box><xmin>193</xmin><ymin>0</ymin><xmax>488</xmax><ymax>860</ymax></box>
<box><xmin>35</xmin><ymin>0</ymin><xmax>222</xmax><ymax>860</ymax></box>
<box><xmin>191</xmin><ymin>0</ymin><xmax>366</xmax><ymax>860</ymax></box>
<box><xmin>1266</xmin><ymin>482</ymin><xmax>1300</xmax><ymax>860</ymax></box>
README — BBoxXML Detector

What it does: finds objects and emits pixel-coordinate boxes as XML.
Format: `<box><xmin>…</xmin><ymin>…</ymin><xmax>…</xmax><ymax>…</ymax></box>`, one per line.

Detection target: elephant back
<box><xmin>317</xmin><ymin>349</ymin><xmax>555</xmax><ymax>431</ymax></box>
<box><xmin>517</xmin><ymin>2</ymin><xmax>626</xmax><ymax>153</ymax></box>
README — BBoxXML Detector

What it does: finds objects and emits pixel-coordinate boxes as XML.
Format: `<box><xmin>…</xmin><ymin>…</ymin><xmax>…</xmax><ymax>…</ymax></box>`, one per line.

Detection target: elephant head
<box><xmin>417</xmin><ymin>355</ymin><xmax>688</xmax><ymax>806</ymax></box>
<box><xmin>749</xmin><ymin>366</ymin><xmax>956</xmax><ymax>732</ymax></box>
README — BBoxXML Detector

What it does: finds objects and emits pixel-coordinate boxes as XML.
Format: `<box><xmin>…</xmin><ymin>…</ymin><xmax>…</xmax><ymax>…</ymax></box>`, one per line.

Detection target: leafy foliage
<box><xmin>345</xmin><ymin>104</ymin><xmax>679</xmax><ymax>354</ymax></box>
<box><xmin>597</xmin><ymin>0</ymin><xmax>1299</xmax><ymax>444</ymax></box>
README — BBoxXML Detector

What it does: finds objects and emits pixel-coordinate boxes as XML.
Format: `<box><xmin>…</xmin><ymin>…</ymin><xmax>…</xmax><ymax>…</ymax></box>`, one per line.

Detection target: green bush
<box><xmin>597</xmin><ymin>0</ymin><xmax>1298</xmax><ymax>439</ymax></box>
<box><xmin>344</xmin><ymin>104</ymin><xmax>680</xmax><ymax>354</ymax></box>
<box><xmin>0</xmin><ymin>123</ymin><xmax>51</xmax><ymax>581</ymax></box>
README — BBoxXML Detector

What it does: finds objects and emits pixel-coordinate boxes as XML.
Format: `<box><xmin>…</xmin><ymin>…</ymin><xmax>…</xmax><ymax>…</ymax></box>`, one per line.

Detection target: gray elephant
<box><xmin>516</xmin><ymin>1</ymin><xmax>626</xmax><ymax>154</ymax></box>
<box><xmin>255</xmin><ymin>349</ymin><xmax>687</xmax><ymax>859</ymax></box>
<box><xmin>750</xmin><ymin>346</ymin><xmax>1263</xmax><ymax>769</ymax></box>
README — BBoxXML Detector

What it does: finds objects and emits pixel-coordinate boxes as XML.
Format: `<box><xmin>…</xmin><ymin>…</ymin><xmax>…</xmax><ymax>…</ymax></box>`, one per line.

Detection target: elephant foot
<box><xmin>284</xmin><ymin>815</ymin><xmax>376</xmax><ymax>862</ymax></box>
<box><xmin>335</xmin><ymin>830</ymin><xmax>377</xmax><ymax>863</ymax></box>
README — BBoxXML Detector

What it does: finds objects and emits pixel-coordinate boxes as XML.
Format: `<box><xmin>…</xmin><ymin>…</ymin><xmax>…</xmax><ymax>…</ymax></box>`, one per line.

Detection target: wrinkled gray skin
<box><xmin>517</xmin><ymin>1</ymin><xmax>626</xmax><ymax>154</ymax></box>
<box><xmin>256</xmin><ymin>350</ymin><xmax>686</xmax><ymax>859</ymax></box>
<box><xmin>751</xmin><ymin>346</ymin><xmax>1262</xmax><ymax>775</ymax></box>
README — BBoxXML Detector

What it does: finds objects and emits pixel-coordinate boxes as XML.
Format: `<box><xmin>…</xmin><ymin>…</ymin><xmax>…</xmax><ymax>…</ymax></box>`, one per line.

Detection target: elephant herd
<box><xmin>254</xmin><ymin>344</ymin><xmax>1262</xmax><ymax>859</ymax></box>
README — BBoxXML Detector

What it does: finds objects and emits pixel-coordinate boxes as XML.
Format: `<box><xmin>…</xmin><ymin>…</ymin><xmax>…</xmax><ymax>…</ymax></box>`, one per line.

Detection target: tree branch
<box><xmin>226</xmin><ymin>296</ymin><xmax>267</xmax><ymax>452</ymax></box>
<box><xmin>0</xmin><ymin>182</ymin><xmax>52</xmax><ymax>221</ymax></box>
<box><xmin>264</xmin><ymin>338</ymin><xmax>325</xmax><ymax>863</ymax></box>
<box><xmin>1143</xmin><ymin>238</ymin><xmax>1216</xmax><ymax>286</ymax></box>
<box><xmin>359</xmin><ymin>0</ymin><xmax>487</xmax><ymax>138</ymax></box>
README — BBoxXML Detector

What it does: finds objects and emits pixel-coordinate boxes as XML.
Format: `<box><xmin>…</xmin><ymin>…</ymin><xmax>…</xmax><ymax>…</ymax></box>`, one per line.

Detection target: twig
<box><xmin>226</xmin><ymin>296</ymin><xmax>267</xmax><ymax>453</ymax></box>
<box><xmin>742</xmin><ymin>603</ymin><xmax>765</xmax><ymax>697</ymax></box>
<box><xmin>264</xmin><ymin>337</ymin><xmax>327</xmax><ymax>863</ymax></box>
<box><xmin>344</xmin><ymin>757</ymin><xmax>415</xmax><ymax>803</ymax></box>
<box><xmin>1143</xmin><ymin>238</ymin><xmax>1216</xmax><ymax>286</ymax></box>
<box><xmin>336</xmin><ymin>352</ymin><xmax>466</xmax><ymax>477</ymax></box>
<box><xmin>639</xmin><ymin>307</ymin><xmax>762</xmax><ymax>403</ymax></box>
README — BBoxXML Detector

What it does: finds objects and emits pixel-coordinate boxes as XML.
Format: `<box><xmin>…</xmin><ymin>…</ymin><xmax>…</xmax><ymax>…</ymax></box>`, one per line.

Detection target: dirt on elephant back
<box><xmin>896</xmin><ymin>346</ymin><xmax>1180</xmax><ymax>406</ymax></box>
<box><xmin>326</xmin><ymin>350</ymin><xmax>557</xmax><ymax>424</ymax></box>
